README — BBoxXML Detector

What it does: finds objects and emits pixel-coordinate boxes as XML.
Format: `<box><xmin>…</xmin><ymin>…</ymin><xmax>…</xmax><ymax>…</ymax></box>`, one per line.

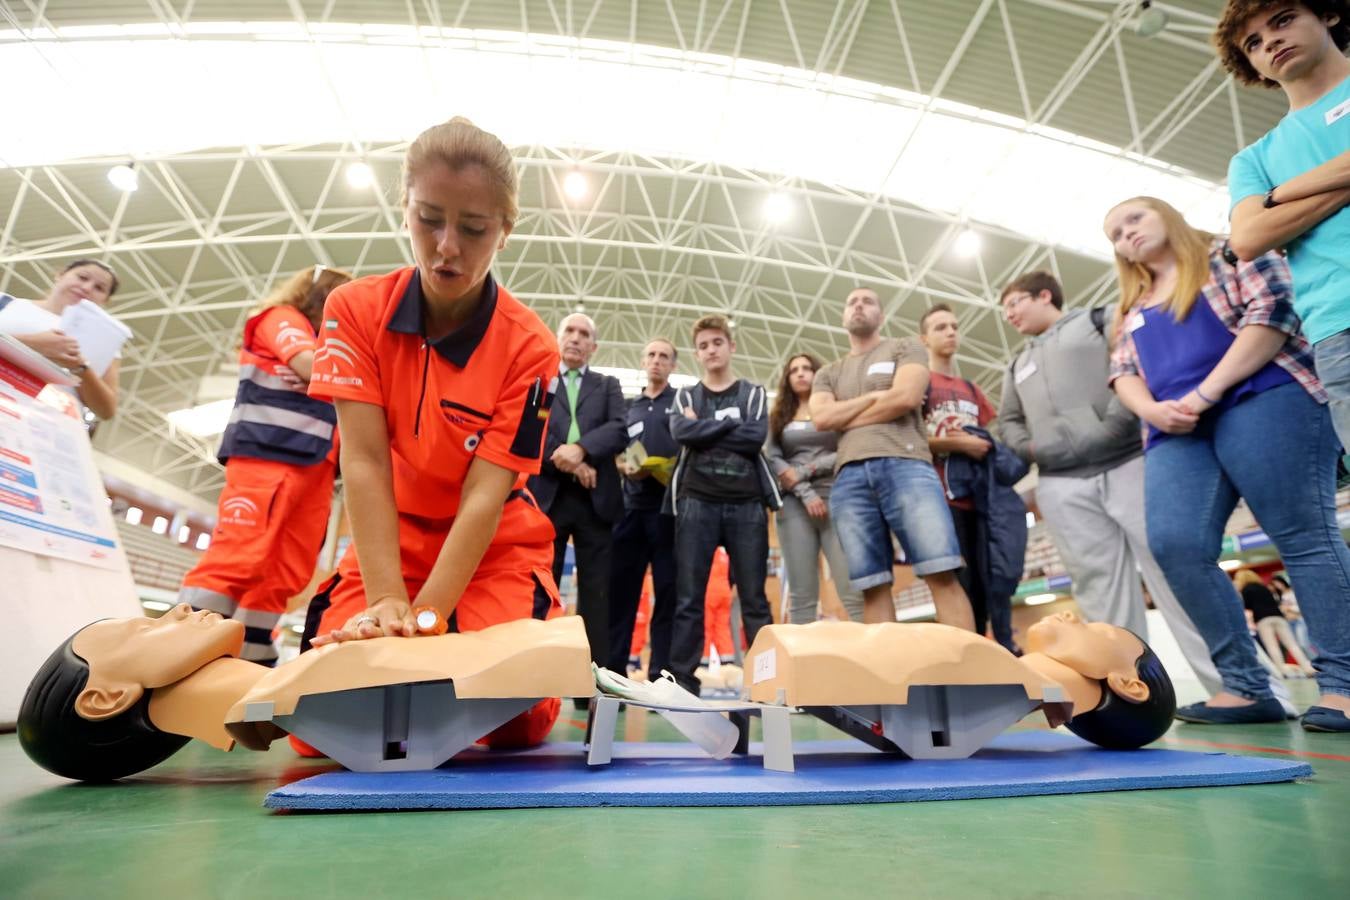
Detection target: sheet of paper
<box><xmin>0</xmin><ymin>295</ymin><xmax>58</xmax><ymax>334</ymax></box>
<box><xmin>59</xmin><ymin>300</ymin><xmax>132</xmax><ymax>376</ymax></box>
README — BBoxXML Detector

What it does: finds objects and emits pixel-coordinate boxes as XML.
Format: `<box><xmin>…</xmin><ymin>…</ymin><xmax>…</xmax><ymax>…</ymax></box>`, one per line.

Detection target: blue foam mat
<box><xmin>264</xmin><ymin>731</ymin><xmax>1312</xmax><ymax>810</ymax></box>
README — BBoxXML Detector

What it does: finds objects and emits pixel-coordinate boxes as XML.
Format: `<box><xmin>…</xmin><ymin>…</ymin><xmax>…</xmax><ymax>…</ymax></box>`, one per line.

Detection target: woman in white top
<box><xmin>1</xmin><ymin>259</ymin><xmax>121</xmax><ymax>419</ymax></box>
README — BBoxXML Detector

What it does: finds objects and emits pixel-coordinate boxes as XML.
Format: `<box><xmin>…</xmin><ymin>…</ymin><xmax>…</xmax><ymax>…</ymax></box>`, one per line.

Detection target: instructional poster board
<box><xmin>0</xmin><ymin>354</ymin><xmax>121</xmax><ymax>569</ymax></box>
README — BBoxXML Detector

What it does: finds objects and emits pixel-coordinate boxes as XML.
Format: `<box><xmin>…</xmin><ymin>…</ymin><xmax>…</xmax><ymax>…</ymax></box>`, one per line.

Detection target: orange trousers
<box><xmin>180</xmin><ymin>456</ymin><xmax>335</xmax><ymax>642</ymax></box>
<box><xmin>313</xmin><ymin>499</ymin><xmax>564</xmax><ymax>749</ymax></box>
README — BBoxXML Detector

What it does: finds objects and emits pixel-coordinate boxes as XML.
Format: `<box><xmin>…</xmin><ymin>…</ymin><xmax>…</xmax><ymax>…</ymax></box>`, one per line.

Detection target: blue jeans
<box><xmin>670</xmin><ymin>497</ymin><xmax>773</xmax><ymax>692</ymax></box>
<box><xmin>1144</xmin><ymin>383</ymin><xmax>1350</xmax><ymax>700</ymax></box>
<box><xmin>1314</xmin><ymin>328</ymin><xmax>1350</xmax><ymax>453</ymax></box>
<box><xmin>830</xmin><ymin>457</ymin><xmax>963</xmax><ymax>587</ymax></box>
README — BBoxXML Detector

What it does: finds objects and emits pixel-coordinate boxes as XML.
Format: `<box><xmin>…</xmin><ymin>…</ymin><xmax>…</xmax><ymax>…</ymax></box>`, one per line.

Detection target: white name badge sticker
<box><xmin>867</xmin><ymin>361</ymin><xmax>896</xmax><ymax>376</ymax></box>
<box><xmin>627</xmin><ymin>421</ymin><xmax>644</xmax><ymax>437</ymax></box>
<box><xmin>1326</xmin><ymin>98</ymin><xmax>1350</xmax><ymax>126</ymax></box>
<box><xmin>752</xmin><ymin>648</ymin><xmax>777</xmax><ymax>684</ymax></box>
<box><xmin>1127</xmin><ymin>312</ymin><xmax>1147</xmax><ymax>333</ymax></box>
<box><xmin>1014</xmin><ymin>361</ymin><xmax>1038</xmax><ymax>384</ymax></box>
<box><xmin>786</xmin><ymin>420</ymin><xmax>813</xmax><ymax>431</ymax></box>
<box><xmin>714</xmin><ymin>406</ymin><xmax>742</xmax><ymax>421</ymax></box>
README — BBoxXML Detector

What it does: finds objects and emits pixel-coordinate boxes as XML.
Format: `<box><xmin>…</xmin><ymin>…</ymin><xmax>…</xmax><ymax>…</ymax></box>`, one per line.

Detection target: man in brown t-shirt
<box><xmin>811</xmin><ymin>287</ymin><xmax>974</xmax><ymax>628</ymax></box>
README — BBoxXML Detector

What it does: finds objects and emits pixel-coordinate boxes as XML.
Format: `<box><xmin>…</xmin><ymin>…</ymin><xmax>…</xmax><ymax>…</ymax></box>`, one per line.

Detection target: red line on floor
<box><xmin>567</xmin><ymin>718</ymin><xmax>589</xmax><ymax>729</ymax></box>
<box><xmin>1160</xmin><ymin>736</ymin><xmax>1350</xmax><ymax>762</ymax></box>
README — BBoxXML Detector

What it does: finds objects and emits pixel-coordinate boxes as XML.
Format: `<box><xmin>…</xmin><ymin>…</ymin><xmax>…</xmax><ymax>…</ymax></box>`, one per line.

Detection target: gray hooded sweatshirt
<box><xmin>997</xmin><ymin>308</ymin><xmax>1141</xmax><ymax>478</ymax></box>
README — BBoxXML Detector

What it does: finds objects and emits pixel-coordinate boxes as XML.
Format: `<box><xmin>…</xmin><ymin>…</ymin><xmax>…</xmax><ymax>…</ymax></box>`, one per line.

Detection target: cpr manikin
<box><xmin>18</xmin><ymin>605</ymin><xmax>593</xmax><ymax>781</ymax></box>
<box><xmin>743</xmin><ymin>612</ymin><xmax>1175</xmax><ymax>759</ymax></box>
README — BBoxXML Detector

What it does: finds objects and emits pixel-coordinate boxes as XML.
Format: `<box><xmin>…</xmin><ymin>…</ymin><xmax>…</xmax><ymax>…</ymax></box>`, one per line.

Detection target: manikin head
<box><xmin>1025</xmin><ymin>611</ymin><xmax>1176</xmax><ymax>749</ymax></box>
<box><xmin>18</xmin><ymin>605</ymin><xmax>245</xmax><ymax>780</ymax></box>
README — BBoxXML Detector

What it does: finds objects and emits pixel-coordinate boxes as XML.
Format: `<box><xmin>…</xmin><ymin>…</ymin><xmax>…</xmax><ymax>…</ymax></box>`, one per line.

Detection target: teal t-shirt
<box><xmin>1228</xmin><ymin>74</ymin><xmax>1350</xmax><ymax>344</ymax></box>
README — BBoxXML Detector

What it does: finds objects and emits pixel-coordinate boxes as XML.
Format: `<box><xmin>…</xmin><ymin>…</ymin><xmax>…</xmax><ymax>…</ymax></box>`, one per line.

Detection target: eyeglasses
<box><xmin>1002</xmin><ymin>293</ymin><xmax>1032</xmax><ymax>311</ymax></box>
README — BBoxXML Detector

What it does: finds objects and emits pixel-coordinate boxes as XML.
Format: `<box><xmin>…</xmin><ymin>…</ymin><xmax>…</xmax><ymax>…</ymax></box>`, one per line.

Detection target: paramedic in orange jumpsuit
<box><xmin>302</xmin><ymin>117</ymin><xmax>563</xmax><ymax>748</ymax></box>
<box><xmin>178</xmin><ymin>265</ymin><xmax>353</xmax><ymax>664</ymax></box>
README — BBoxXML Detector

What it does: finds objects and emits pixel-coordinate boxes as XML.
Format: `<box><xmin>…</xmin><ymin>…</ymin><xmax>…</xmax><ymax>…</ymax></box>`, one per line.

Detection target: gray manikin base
<box><xmin>820</xmin><ymin>683</ymin><xmax>1055</xmax><ymax>760</ymax></box>
<box><xmin>587</xmin><ymin>683</ymin><xmax>1067</xmax><ymax>771</ymax></box>
<box><xmin>240</xmin><ymin>680</ymin><xmax>540</xmax><ymax>772</ymax></box>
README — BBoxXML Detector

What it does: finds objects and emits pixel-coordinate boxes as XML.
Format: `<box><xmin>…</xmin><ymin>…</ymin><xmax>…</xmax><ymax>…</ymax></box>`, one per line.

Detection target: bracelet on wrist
<box><xmin>1195</xmin><ymin>386</ymin><xmax>1217</xmax><ymax>405</ymax></box>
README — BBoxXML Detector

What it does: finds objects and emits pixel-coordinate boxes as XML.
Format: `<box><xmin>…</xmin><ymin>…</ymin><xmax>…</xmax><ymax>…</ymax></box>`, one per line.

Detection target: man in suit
<box><xmin>528</xmin><ymin>313</ymin><xmax>627</xmax><ymax>683</ymax></box>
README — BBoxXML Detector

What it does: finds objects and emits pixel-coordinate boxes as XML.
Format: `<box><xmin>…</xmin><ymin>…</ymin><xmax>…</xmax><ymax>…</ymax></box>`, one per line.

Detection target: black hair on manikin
<box><xmin>17</xmin><ymin>632</ymin><xmax>188</xmax><ymax>781</ymax></box>
<box><xmin>1065</xmin><ymin>637</ymin><xmax>1176</xmax><ymax>751</ymax></box>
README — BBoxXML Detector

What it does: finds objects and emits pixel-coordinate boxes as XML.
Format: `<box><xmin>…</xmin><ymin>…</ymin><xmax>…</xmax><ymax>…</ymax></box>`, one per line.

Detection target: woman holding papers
<box><xmin>0</xmin><ymin>259</ymin><xmax>122</xmax><ymax>419</ymax></box>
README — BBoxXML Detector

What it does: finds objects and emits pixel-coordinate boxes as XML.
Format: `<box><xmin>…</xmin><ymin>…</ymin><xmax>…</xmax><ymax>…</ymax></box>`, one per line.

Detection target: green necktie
<box><xmin>566</xmin><ymin>369</ymin><xmax>582</xmax><ymax>444</ymax></box>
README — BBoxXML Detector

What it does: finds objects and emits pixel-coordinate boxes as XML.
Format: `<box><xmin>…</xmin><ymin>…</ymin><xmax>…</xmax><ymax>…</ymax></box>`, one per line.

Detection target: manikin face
<box><xmin>785</xmin><ymin>355</ymin><xmax>816</xmax><ymax>397</ymax></box>
<box><xmin>557</xmin><ymin>314</ymin><xmax>598</xmax><ymax>369</ymax></box>
<box><xmin>72</xmin><ymin>604</ymin><xmax>245</xmax><ymax>720</ymax></box>
<box><xmin>51</xmin><ymin>264</ymin><xmax>114</xmax><ymax>309</ymax></box>
<box><xmin>404</xmin><ymin>162</ymin><xmax>511</xmax><ymax>309</ymax></box>
<box><xmin>694</xmin><ymin>328</ymin><xmax>734</xmax><ymax>375</ymax></box>
<box><xmin>1239</xmin><ymin>5</ymin><xmax>1343</xmax><ymax>84</ymax></box>
<box><xmin>1002</xmin><ymin>289</ymin><xmax>1058</xmax><ymax>336</ymax></box>
<box><xmin>1024</xmin><ymin>611</ymin><xmax>1145</xmax><ymax>683</ymax></box>
<box><xmin>843</xmin><ymin>289</ymin><xmax>883</xmax><ymax>337</ymax></box>
<box><xmin>1103</xmin><ymin>202</ymin><xmax>1169</xmax><ymax>266</ymax></box>
<box><xmin>921</xmin><ymin>310</ymin><xmax>960</xmax><ymax>358</ymax></box>
<box><xmin>642</xmin><ymin>340</ymin><xmax>675</xmax><ymax>384</ymax></box>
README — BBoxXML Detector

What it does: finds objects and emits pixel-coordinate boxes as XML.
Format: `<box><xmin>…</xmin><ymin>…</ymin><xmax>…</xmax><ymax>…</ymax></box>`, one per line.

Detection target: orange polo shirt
<box><xmin>309</xmin><ymin>268</ymin><xmax>558</xmax><ymax>523</ymax></box>
<box><xmin>251</xmin><ymin>306</ymin><xmax>316</xmax><ymax>364</ymax></box>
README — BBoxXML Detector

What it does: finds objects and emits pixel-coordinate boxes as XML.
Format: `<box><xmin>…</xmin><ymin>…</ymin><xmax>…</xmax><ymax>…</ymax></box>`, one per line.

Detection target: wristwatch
<box><xmin>1263</xmin><ymin>186</ymin><xmax>1281</xmax><ymax>209</ymax></box>
<box><xmin>70</xmin><ymin>364</ymin><xmax>88</xmax><ymax>376</ymax></box>
<box><xmin>411</xmin><ymin>605</ymin><xmax>448</xmax><ymax>636</ymax></box>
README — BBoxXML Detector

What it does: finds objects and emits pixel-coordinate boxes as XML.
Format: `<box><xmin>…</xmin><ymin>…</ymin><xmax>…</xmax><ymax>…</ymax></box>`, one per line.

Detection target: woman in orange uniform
<box><xmin>178</xmin><ymin>265</ymin><xmax>353</xmax><ymax>664</ymax></box>
<box><xmin>303</xmin><ymin>117</ymin><xmax>563</xmax><ymax>747</ymax></box>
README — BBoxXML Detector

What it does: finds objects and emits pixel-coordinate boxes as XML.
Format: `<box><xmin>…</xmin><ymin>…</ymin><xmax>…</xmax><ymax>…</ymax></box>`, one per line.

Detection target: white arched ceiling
<box><xmin>0</xmin><ymin>1</ymin><xmax>1284</xmax><ymax>502</ymax></box>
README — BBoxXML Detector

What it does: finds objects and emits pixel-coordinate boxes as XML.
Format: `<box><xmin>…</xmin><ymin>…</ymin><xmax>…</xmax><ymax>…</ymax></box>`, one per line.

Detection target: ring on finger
<box><xmin>355</xmin><ymin>615</ymin><xmax>379</xmax><ymax>629</ymax></box>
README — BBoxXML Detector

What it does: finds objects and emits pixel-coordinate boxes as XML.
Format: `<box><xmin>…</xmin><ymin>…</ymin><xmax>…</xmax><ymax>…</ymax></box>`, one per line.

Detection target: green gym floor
<box><xmin>2</xmin><ymin>679</ymin><xmax>1347</xmax><ymax>899</ymax></box>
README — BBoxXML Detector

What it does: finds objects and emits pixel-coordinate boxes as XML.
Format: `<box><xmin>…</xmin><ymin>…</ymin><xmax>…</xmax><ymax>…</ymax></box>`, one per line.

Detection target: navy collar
<box><xmin>387</xmin><ymin>269</ymin><xmax>499</xmax><ymax>368</ymax></box>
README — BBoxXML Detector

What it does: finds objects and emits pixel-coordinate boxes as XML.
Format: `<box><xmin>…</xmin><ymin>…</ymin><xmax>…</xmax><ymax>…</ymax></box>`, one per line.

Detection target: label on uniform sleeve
<box><xmin>752</xmin><ymin>648</ymin><xmax>777</xmax><ymax>684</ymax></box>
<box><xmin>866</xmin><ymin>361</ymin><xmax>896</xmax><ymax>376</ymax></box>
<box><xmin>627</xmin><ymin>421</ymin><xmax>644</xmax><ymax>437</ymax></box>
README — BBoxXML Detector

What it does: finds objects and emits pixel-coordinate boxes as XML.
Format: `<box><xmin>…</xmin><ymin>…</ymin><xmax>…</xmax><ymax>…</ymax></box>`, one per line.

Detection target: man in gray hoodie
<box><xmin>997</xmin><ymin>271</ymin><xmax>1224</xmax><ymax>696</ymax></box>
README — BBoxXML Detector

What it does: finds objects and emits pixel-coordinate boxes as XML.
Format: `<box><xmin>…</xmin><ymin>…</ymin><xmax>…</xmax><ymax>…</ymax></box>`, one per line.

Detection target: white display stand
<box><xmin>0</xmin><ymin>342</ymin><xmax>140</xmax><ymax>726</ymax></box>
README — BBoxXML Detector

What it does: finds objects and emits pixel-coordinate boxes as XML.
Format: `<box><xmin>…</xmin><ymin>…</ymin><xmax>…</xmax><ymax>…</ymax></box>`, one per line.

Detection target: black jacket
<box><xmin>527</xmin><ymin>367</ymin><xmax>627</xmax><ymax>523</ymax></box>
<box><xmin>945</xmin><ymin>425</ymin><xmax>1029</xmax><ymax>598</ymax></box>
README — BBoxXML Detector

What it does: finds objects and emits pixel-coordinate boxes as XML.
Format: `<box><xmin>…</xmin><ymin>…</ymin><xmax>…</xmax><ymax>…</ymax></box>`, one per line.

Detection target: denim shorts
<box><xmin>829</xmin><ymin>457</ymin><xmax>964</xmax><ymax>588</ymax></box>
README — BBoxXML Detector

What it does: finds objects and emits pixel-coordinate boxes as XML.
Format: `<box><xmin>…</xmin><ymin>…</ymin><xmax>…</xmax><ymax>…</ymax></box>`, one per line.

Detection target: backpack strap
<box><xmin>1090</xmin><ymin>306</ymin><xmax>1108</xmax><ymax>337</ymax></box>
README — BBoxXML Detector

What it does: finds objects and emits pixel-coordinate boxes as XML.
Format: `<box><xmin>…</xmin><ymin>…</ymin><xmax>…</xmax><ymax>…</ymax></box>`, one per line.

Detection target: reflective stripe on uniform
<box><xmin>229</xmin><ymin>403</ymin><xmax>335</xmax><ymax>440</ymax></box>
<box><xmin>238</xmin><ymin>363</ymin><xmax>303</xmax><ymax>392</ymax></box>
<box><xmin>178</xmin><ymin>586</ymin><xmax>237</xmax><ymax>615</ymax></box>
<box><xmin>232</xmin><ymin>607</ymin><xmax>282</xmax><ymax>630</ymax></box>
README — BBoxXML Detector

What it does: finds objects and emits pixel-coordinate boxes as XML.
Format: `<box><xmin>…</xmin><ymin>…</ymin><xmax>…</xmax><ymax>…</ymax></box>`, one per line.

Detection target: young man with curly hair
<box><xmin>1217</xmin><ymin>1</ymin><xmax>1350</xmax><ymax>446</ymax></box>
